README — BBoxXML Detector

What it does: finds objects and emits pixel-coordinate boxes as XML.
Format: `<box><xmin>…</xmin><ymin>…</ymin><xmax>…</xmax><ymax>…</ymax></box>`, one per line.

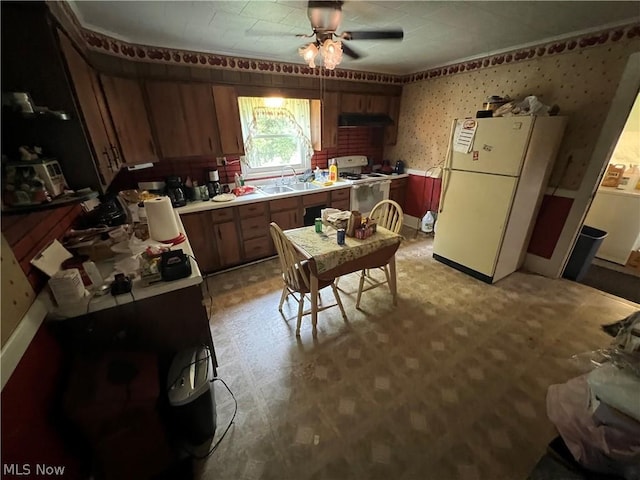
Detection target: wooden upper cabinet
<box><xmin>145</xmin><ymin>81</ymin><xmax>221</xmax><ymax>159</ymax></box>
<box><xmin>58</xmin><ymin>32</ymin><xmax>118</xmax><ymax>187</ymax></box>
<box><xmin>101</xmin><ymin>75</ymin><xmax>159</xmax><ymax>165</ymax></box>
<box><xmin>211</xmin><ymin>85</ymin><xmax>244</xmax><ymax>155</ymax></box>
<box><xmin>367</xmin><ymin>95</ymin><xmax>390</xmax><ymax>114</ymax></box>
<box><xmin>385</xmin><ymin>96</ymin><xmax>401</xmax><ymax>146</ymax></box>
<box><xmin>322</xmin><ymin>92</ymin><xmax>339</xmax><ymax>149</ymax></box>
<box><xmin>341</xmin><ymin>93</ymin><xmax>389</xmax><ymax>113</ymax></box>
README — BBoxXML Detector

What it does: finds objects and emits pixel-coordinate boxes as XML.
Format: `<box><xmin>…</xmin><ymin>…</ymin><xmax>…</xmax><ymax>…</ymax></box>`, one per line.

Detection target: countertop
<box><xmin>176</xmin><ymin>180</ymin><xmax>351</xmax><ymax>215</ymax></box>
<box><xmin>50</xmin><ymin>212</ymin><xmax>202</xmax><ymax>319</ymax></box>
<box><xmin>597</xmin><ymin>186</ymin><xmax>640</xmax><ymax>198</ymax></box>
<box><xmin>176</xmin><ymin>174</ymin><xmax>409</xmax><ymax>216</ymax></box>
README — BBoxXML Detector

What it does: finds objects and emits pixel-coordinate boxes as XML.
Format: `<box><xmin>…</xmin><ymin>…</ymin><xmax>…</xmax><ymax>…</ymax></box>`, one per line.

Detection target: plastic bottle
<box><xmin>314</xmin><ymin>166</ymin><xmax>320</xmax><ymax>180</ymax></box>
<box><xmin>421</xmin><ymin>211</ymin><xmax>435</xmax><ymax>233</ymax></box>
<box><xmin>234</xmin><ymin>173</ymin><xmax>240</xmax><ymax>188</ymax></box>
<box><xmin>329</xmin><ymin>159</ymin><xmax>338</xmax><ymax>182</ymax></box>
<box><xmin>618</xmin><ymin>164</ymin><xmax>640</xmax><ymax>191</ymax></box>
<box><xmin>137</xmin><ymin>202</ymin><xmax>147</xmax><ymax>224</ymax></box>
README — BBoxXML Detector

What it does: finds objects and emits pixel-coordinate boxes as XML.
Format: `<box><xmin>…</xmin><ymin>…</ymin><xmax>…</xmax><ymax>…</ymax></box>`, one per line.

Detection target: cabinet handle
<box><xmin>103</xmin><ymin>148</ymin><xmax>113</xmax><ymax>171</ymax></box>
<box><xmin>217</xmin><ymin>227</ymin><xmax>221</xmax><ymax>240</ymax></box>
<box><xmin>208</xmin><ymin>137</ymin><xmax>213</xmax><ymax>151</ymax></box>
<box><xmin>110</xmin><ymin>144</ymin><xmax>121</xmax><ymax>167</ymax></box>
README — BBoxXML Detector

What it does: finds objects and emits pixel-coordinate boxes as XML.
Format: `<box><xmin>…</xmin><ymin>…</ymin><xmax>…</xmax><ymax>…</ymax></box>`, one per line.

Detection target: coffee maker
<box><xmin>166</xmin><ymin>176</ymin><xmax>187</xmax><ymax>207</ymax></box>
<box><xmin>206</xmin><ymin>170</ymin><xmax>221</xmax><ymax>198</ymax></box>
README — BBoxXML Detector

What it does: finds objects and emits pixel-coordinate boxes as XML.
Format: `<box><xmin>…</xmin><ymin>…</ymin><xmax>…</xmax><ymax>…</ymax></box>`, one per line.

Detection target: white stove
<box><xmin>334</xmin><ymin>156</ymin><xmax>392</xmax><ymax>185</ymax></box>
<box><xmin>332</xmin><ymin>156</ymin><xmax>391</xmax><ymax>215</ymax></box>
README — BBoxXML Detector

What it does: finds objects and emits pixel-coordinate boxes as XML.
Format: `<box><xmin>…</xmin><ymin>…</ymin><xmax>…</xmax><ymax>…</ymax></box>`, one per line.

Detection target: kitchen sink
<box><xmin>258</xmin><ymin>185</ymin><xmax>294</xmax><ymax>194</ymax></box>
<box><xmin>289</xmin><ymin>182</ymin><xmax>320</xmax><ymax>191</ymax></box>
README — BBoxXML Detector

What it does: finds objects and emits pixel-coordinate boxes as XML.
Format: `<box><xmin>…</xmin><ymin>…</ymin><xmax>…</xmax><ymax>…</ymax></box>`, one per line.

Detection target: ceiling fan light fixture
<box><xmin>298</xmin><ymin>42</ymin><xmax>319</xmax><ymax>68</ymax></box>
<box><xmin>320</xmin><ymin>38</ymin><xmax>342</xmax><ymax>70</ymax></box>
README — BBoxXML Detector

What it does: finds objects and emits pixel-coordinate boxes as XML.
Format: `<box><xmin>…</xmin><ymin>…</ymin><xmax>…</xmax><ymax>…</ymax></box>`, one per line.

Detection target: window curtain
<box><xmin>238</xmin><ymin>97</ymin><xmax>313</xmax><ymax>167</ymax></box>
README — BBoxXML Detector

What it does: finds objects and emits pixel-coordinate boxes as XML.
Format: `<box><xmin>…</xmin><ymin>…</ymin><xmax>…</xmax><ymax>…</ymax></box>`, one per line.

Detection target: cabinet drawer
<box><xmin>241</xmin><ymin>216</ymin><xmax>269</xmax><ymax>240</ymax></box>
<box><xmin>390</xmin><ymin>178</ymin><xmax>408</xmax><ymax>190</ymax></box>
<box><xmin>303</xmin><ymin>192</ymin><xmax>329</xmax><ymax>207</ymax></box>
<box><xmin>331</xmin><ymin>199</ymin><xmax>350</xmax><ymax>211</ymax></box>
<box><xmin>239</xmin><ymin>202</ymin><xmax>266</xmax><ymax>218</ymax></box>
<box><xmin>210</xmin><ymin>207</ymin><xmax>235</xmax><ymax>223</ymax></box>
<box><xmin>331</xmin><ymin>188</ymin><xmax>351</xmax><ymax>201</ymax></box>
<box><xmin>270</xmin><ymin>197</ymin><xmax>299</xmax><ymax>212</ymax></box>
<box><xmin>243</xmin><ymin>237</ymin><xmax>272</xmax><ymax>260</ymax></box>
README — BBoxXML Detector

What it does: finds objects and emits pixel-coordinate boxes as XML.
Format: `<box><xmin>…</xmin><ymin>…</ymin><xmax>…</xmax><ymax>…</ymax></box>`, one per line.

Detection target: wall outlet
<box><xmin>216</xmin><ymin>157</ymin><xmax>226</xmax><ymax>166</ymax></box>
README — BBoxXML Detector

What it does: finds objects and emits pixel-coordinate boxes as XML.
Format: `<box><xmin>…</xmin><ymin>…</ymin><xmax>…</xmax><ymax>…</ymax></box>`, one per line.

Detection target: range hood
<box><xmin>338</xmin><ymin>113</ymin><xmax>394</xmax><ymax>127</ymax></box>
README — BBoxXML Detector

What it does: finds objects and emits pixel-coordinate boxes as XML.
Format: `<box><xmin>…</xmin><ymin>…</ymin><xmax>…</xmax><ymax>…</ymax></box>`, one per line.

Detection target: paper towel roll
<box><xmin>146</xmin><ymin>196</ymin><xmax>181</xmax><ymax>243</ymax></box>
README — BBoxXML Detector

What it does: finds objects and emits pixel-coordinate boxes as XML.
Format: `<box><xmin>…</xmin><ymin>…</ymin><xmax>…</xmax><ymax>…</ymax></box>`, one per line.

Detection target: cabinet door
<box><xmin>389</xmin><ymin>178</ymin><xmax>408</xmax><ymax>209</ymax></box>
<box><xmin>212</xmin><ymin>85</ymin><xmax>244</xmax><ymax>155</ymax></box>
<box><xmin>213</xmin><ymin>221</ymin><xmax>242</xmax><ymax>268</ymax></box>
<box><xmin>145</xmin><ymin>81</ymin><xmax>190</xmax><ymax>158</ymax></box>
<box><xmin>91</xmin><ymin>72</ymin><xmax>123</xmax><ymax>170</ymax></box>
<box><xmin>101</xmin><ymin>75</ymin><xmax>159</xmax><ymax>165</ymax></box>
<box><xmin>322</xmin><ymin>92</ymin><xmax>339</xmax><ymax>148</ymax></box>
<box><xmin>367</xmin><ymin>95</ymin><xmax>390</xmax><ymax>113</ymax></box>
<box><xmin>341</xmin><ymin>93</ymin><xmax>365</xmax><ymax>113</ymax></box>
<box><xmin>271</xmin><ymin>209</ymin><xmax>300</xmax><ymax>231</ymax></box>
<box><xmin>181</xmin><ymin>83</ymin><xmax>221</xmax><ymax>156</ymax></box>
<box><xmin>181</xmin><ymin>212</ymin><xmax>219</xmax><ymax>273</ymax></box>
<box><xmin>59</xmin><ymin>33</ymin><xmax>115</xmax><ymax>187</ymax></box>
<box><xmin>385</xmin><ymin>96</ymin><xmax>401</xmax><ymax>146</ymax></box>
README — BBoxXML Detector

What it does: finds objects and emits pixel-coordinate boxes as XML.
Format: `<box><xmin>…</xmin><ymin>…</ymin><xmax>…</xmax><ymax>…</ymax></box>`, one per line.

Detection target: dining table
<box><xmin>283</xmin><ymin>224</ymin><xmax>403</xmax><ymax>334</ymax></box>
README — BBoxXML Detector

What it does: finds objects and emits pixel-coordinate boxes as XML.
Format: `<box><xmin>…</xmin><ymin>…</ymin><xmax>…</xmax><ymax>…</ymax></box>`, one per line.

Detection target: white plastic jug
<box><xmin>421</xmin><ymin>211</ymin><xmax>435</xmax><ymax>233</ymax></box>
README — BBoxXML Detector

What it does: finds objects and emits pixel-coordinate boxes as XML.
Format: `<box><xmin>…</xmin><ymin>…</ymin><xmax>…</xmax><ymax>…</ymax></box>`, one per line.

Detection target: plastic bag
<box><xmin>494</xmin><ymin>95</ymin><xmax>559</xmax><ymax>117</ymax></box>
<box><xmin>547</xmin><ymin>375</ymin><xmax>640</xmax><ymax>479</ymax></box>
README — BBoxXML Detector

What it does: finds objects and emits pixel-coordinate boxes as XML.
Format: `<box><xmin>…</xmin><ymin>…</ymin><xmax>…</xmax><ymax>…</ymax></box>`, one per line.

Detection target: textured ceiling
<box><xmin>69</xmin><ymin>1</ymin><xmax>640</xmax><ymax>75</ymax></box>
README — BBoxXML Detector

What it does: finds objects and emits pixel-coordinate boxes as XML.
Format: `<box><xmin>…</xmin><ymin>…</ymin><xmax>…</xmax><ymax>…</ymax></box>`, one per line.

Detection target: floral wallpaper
<box><xmin>386</xmin><ymin>33</ymin><xmax>640</xmax><ymax>190</ymax></box>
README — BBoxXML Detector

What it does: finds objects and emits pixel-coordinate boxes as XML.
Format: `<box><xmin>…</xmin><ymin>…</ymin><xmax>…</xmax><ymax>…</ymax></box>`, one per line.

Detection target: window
<box><xmin>238</xmin><ymin>97</ymin><xmax>313</xmax><ymax>178</ymax></box>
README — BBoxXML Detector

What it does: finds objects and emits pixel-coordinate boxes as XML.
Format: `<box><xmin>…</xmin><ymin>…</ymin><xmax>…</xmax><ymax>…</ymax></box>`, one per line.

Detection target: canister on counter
<box><xmin>315</xmin><ymin>218</ymin><xmax>323</xmax><ymax>233</ymax></box>
<box><xmin>337</xmin><ymin>228</ymin><xmax>346</xmax><ymax>245</ymax></box>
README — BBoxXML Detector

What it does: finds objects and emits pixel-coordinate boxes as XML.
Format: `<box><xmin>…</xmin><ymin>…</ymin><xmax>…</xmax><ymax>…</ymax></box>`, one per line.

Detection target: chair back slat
<box><xmin>269</xmin><ymin>222</ymin><xmax>310</xmax><ymax>291</ymax></box>
<box><xmin>370</xmin><ymin>200</ymin><xmax>403</xmax><ymax>234</ymax></box>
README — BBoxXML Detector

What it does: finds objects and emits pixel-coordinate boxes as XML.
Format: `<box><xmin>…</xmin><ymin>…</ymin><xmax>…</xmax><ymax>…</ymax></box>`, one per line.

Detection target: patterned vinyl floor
<box><xmin>196</xmin><ymin>231</ymin><xmax>638</xmax><ymax>480</ymax></box>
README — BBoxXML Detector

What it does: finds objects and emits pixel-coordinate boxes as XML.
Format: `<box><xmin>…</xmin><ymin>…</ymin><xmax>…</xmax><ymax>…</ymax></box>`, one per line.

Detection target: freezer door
<box><xmin>451</xmin><ymin>117</ymin><xmax>534</xmax><ymax>176</ymax></box>
<box><xmin>434</xmin><ymin>170</ymin><xmax>518</xmax><ymax>277</ymax></box>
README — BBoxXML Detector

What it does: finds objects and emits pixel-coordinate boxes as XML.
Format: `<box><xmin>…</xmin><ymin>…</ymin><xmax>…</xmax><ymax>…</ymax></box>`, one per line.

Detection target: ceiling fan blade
<box><xmin>341</xmin><ymin>42</ymin><xmax>362</xmax><ymax>60</ymax></box>
<box><xmin>341</xmin><ymin>30</ymin><xmax>404</xmax><ymax>41</ymax></box>
<box><xmin>245</xmin><ymin>29</ymin><xmax>298</xmax><ymax>37</ymax></box>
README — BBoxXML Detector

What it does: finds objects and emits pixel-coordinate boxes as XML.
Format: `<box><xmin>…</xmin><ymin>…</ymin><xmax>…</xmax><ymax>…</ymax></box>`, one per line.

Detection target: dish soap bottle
<box><xmin>329</xmin><ymin>159</ymin><xmax>338</xmax><ymax>182</ymax></box>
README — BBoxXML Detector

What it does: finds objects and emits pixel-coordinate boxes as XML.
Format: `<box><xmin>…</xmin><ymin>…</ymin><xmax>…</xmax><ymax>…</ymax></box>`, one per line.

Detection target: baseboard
<box><xmin>404</xmin><ymin>214</ymin><xmax>420</xmax><ymax>230</ymax></box>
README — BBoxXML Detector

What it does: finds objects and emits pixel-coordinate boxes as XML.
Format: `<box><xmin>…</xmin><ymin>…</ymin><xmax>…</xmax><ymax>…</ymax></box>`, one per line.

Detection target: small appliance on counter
<box><xmin>394</xmin><ymin>160</ymin><xmax>405</xmax><ymax>174</ymax></box>
<box><xmin>3</xmin><ymin>158</ymin><xmax>68</xmax><ymax>204</ymax></box>
<box><xmin>165</xmin><ymin>176</ymin><xmax>187</xmax><ymax>208</ymax></box>
<box><xmin>85</xmin><ymin>195</ymin><xmax>130</xmax><ymax>227</ymax></box>
<box><xmin>206</xmin><ymin>170</ymin><xmax>222</xmax><ymax>198</ymax></box>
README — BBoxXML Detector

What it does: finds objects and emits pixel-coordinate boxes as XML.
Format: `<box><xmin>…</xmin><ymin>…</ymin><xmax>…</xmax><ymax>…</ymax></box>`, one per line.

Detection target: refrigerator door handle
<box><xmin>439</xmin><ymin>119</ymin><xmax>458</xmax><ymax>213</ymax></box>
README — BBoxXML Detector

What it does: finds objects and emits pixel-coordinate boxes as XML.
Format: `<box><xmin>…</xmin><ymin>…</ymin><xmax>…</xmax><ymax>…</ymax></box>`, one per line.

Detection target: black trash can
<box><xmin>563</xmin><ymin>225</ymin><xmax>608</xmax><ymax>282</ymax></box>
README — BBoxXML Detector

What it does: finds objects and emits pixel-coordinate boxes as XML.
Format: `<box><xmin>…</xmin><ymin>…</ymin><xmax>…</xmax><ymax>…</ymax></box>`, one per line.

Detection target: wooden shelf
<box><xmin>2</xmin><ymin>190</ymin><xmax>98</xmax><ymax>215</ymax></box>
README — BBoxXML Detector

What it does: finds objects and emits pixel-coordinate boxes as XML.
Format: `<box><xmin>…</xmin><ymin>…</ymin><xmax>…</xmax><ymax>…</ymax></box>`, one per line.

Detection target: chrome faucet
<box><xmin>280</xmin><ymin>166</ymin><xmax>298</xmax><ymax>185</ymax></box>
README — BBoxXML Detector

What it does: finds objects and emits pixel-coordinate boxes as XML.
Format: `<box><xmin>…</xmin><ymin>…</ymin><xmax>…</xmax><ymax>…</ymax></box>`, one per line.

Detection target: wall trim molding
<box><xmin>47</xmin><ymin>2</ymin><xmax>639</xmax><ymax>86</ymax></box>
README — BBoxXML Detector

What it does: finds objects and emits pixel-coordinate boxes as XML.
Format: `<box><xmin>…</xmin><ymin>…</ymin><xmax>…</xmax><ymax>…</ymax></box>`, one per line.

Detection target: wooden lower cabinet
<box><xmin>389</xmin><ymin>177</ymin><xmax>408</xmax><ymax>210</ymax></box>
<box><xmin>182</xmin><ymin>190</ymin><xmax>355</xmax><ymax>273</ymax></box>
<box><xmin>239</xmin><ymin>202</ymin><xmax>271</xmax><ymax>260</ymax></box>
<box><xmin>330</xmin><ymin>188</ymin><xmax>351</xmax><ymax>211</ymax></box>
<box><xmin>212</xmin><ymin>221</ymin><xmax>241</xmax><ymax>268</ymax></box>
<box><xmin>181</xmin><ymin>212</ymin><xmax>219</xmax><ymax>273</ymax></box>
<box><xmin>270</xmin><ymin>197</ymin><xmax>302</xmax><ymax>232</ymax></box>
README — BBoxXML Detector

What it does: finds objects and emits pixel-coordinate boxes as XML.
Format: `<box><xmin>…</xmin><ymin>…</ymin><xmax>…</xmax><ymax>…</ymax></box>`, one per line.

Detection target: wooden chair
<box><xmin>355</xmin><ymin>199</ymin><xmax>403</xmax><ymax>308</ymax></box>
<box><xmin>270</xmin><ymin>222</ymin><xmax>347</xmax><ymax>336</ymax></box>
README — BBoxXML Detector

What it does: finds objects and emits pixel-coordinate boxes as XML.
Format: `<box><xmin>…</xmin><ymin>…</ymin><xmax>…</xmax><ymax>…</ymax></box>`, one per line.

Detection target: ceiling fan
<box><xmin>249</xmin><ymin>1</ymin><xmax>403</xmax><ymax>69</ymax></box>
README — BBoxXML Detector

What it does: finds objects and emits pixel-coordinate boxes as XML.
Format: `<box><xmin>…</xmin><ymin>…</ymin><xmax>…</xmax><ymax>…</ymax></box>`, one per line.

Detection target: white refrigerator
<box><xmin>433</xmin><ymin>116</ymin><xmax>567</xmax><ymax>283</ymax></box>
